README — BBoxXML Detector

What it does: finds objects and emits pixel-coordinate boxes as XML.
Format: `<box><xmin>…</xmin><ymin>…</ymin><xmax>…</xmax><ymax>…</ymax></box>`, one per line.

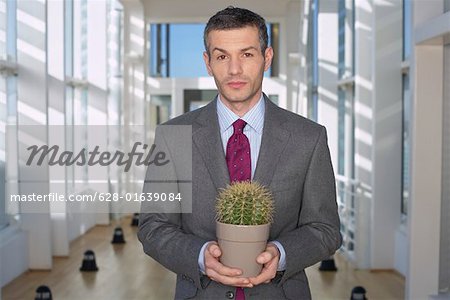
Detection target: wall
<box><xmin>439</xmin><ymin>41</ymin><xmax>450</xmax><ymax>294</ymax></box>
<box><xmin>0</xmin><ymin>226</ymin><xmax>28</xmax><ymax>286</ymax></box>
<box><xmin>371</xmin><ymin>0</ymin><xmax>403</xmax><ymax>269</ymax></box>
<box><xmin>407</xmin><ymin>1</ymin><xmax>447</xmax><ymax>298</ymax></box>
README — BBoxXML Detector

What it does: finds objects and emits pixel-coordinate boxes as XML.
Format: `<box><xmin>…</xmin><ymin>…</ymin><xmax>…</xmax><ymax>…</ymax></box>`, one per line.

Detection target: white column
<box><xmin>370</xmin><ymin>0</ymin><xmax>403</xmax><ymax>269</ymax></box>
<box><xmin>354</xmin><ymin>0</ymin><xmax>373</xmax><ymax>189</ymax></box>
<box><xmin>123</xmin><ymin>1</ymin><xmax>145</xmax><ymax>213</ymax></box>
<box><xmin>87</xmin><ymin>0</ymin><xmax>109</xmax><ymax>225</ymax></box>
<box><xmin>285</xmin><ymin>1</ymin><xmax>301</xmax><ymax>113</ymax></box>
<box><xmin>317</xmin><ymin>0</ymin><xmax>338</xmax><ymax>168</ymax></box>
<box><xmin>296</xmin><ymin>0</ymin><xmax>310</xmax><ymax>117</ymax></box>
<box><xmin>408</xmin><ymin>44</ymin><xmax>443</xmax><ymax>300</ymax></box>
<box><xmin>440</xmin><ymin>42</ymin><xmax>450</xmax><ymax>296</ymax></box>
<box><xmin>16</xmin><ymin>0</ymin><xmax>52</xmax><ymax>269</ymax></box>
<box><xmin>47</xmin><ymin>0</ymin><xmax>69</xmax><ymax>257</ymax></box>
<box><xmin>107</xmin><ymin>2</ymin><xmax>123</xmax><ymax>217</ymax></box>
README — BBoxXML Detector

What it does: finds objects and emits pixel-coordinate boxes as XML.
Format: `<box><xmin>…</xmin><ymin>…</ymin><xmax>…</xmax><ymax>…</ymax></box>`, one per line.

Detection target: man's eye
<box><xmin>217</xmin><ymin>55</ymin><xmax>227</xmax><ymax>60</ymax></box>
<box><xmin>243</xmin><ymin>53</ymin><xmax>254</xmax><ymax>57</ymax></box>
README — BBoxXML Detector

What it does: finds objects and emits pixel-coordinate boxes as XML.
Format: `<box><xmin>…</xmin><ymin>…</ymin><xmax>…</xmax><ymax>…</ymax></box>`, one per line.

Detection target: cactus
<box><xmin>215</xmin><ymin>181</ymin><xmax>274</xmax><ymax>225</ymax></box>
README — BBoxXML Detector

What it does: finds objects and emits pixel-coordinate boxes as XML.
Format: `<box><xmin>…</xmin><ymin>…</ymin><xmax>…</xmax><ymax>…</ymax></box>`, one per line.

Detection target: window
<box><xmin>0</xmin><ymin>0</ymin><xmax>7</xmax><ymax>230</ymax></box>
<box><xmin>1</xmin><ymin>0</ymin><xmax>17</xmax><ymax>230</ymax></box>
<box><xmin>402</xmin><ymin>0</ymin><xmax>411</xmax><ymax>60</ymax></box>
<box><xmin>401</xmin><ymin>73</ymin><xmax>410</xmax><ymax>216</ymax></box>
<box><xmin>307</xmin><ymin>0</ymin><xmax>319</xmax><ymax>121</ymax></box>
<box><xmin>337</xmin><ymin>0</ymin><xmax>356</xmax><ymax>254</ymax></box>
<box><xmin>0</xmin><ymin>74</ymin><xmax>6</xmax><ymax>229</ymax></box>
<box><xmin>183</xmin><ymin>89</ymin><xmax>216</xmax><ymax>112</ymax></box>
<box><xmin>150</xmin><ymin>95</ymin><xmax>171</xmax><ymax>124</ymax></box>
<box><xmin>64</xmin><ymin>0</ymin><xmax>89</xmax><ymax>188</ymax></box>
<box><xmin>401</xmin><ymin>0</ymin><xmax>412</xmax><ymax>216</ymax></box>
<box><xmin>149</xmin><ymin>22</ymin><xmax>278</xmax><ymax>78</ymax></box>
<box><xmin>337</xmin><ymin>0</ymin><xmax>356</xmax><ymax>180</ymax></box>
<box><xmin>338</xmin><ymin>0</ymin><xmax>346</xmax><ymax>180</ymax></box>
<box><xmin>73</xmin><ymin>0</ymin><xmax>88</xmax><ymax>184</ymax></box>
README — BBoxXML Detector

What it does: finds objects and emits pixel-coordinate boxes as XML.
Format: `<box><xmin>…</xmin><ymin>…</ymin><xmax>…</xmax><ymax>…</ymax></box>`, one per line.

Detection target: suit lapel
<box><xmin>192</xmin><ymin>99</ymin><xmax>230</xmax><ymax>190</ymax></box>
<box><xmin>253</xmin><ymin>96</ymin><xmax>291</xmax><ymax>187</ymax></box>
<box><xmin>192</xmin><ymin>96</ymin><xmax>290</xmax><ymax>190</ymax></box>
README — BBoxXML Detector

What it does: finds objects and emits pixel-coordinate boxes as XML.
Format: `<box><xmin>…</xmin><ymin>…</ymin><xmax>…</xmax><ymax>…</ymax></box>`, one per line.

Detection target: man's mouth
<box><xmin>227</xmin><ymin>81</ymin><xmax>247</xmax><ymax>89</ymax></box>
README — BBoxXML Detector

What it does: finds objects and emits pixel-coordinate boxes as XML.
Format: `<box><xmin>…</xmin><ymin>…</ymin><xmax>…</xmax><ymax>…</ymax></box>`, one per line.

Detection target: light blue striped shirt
<box><xmin>216</xmin><ymin>94</ymin><xmax>265</xmax><ymax>178</ymax></box>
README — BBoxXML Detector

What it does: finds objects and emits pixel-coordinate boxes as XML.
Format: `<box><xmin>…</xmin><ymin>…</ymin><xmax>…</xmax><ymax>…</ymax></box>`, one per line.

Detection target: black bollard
<box><xmin>350</xmin><ymin>286</ymin><xmax>367</xmax><ymax>300</ymax></box>
<box><xmin>35</xmin><ymin>285</ymin><xmax>52</xmax><ymax>300</ymax></box>
<box><xmin>131</xmin><ymin>213</ymin><xmax>139</xmax><ymax>226</ymax></box>
<box><xmin>80</xmin><ymin>250</ymin><xmax>99</xmax><ymax>271</ymax></box>
<box><xmin>319</xmin><ymin>256</ymin><xmax>338</xmax><ymax>271</ymax></box>
<box><xmin>111</xmin><ymin>226</ymin><xmax>126</xmax><ymax>244</ymax></box>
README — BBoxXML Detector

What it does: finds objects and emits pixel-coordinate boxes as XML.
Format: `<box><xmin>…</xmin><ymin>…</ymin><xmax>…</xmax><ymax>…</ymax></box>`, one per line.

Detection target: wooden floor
<box><xmin>2</xmin><ymin>216</ymin><xmax>404</xmax><ymax>300</ymax></box>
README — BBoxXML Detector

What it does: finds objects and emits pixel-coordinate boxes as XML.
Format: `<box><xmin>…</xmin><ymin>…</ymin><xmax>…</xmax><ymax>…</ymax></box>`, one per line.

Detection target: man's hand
<box><xmin>204</xmin><ymin>242</ymin><xmax>253</xmax><ymax>288</ymax></box>
<box><xmin>248</xmin><ymin>242</ymin><xmax>280</xmax><ymax>286</ymax></box>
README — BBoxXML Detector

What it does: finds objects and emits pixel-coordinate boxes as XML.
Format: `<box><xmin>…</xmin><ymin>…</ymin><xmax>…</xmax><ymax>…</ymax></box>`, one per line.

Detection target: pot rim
<box><xmin>216</xmin><ymin>221</ymin><xmax>271</xmax><ymax>228</ymax></box>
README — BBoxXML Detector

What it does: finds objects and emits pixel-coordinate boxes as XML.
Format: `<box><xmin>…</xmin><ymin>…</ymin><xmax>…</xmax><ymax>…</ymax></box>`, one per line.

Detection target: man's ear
<box><xmin>203</xmin><ymin>51</ymin><xmax>212</xmax><ymax>76</ymax></box>
<box><xmin>264</xmin><ymin>47</ymin><xmax>274</xmax><ymax>72</ymax></box>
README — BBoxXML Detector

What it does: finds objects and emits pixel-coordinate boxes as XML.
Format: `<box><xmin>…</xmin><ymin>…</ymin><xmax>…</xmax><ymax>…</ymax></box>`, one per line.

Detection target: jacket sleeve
<box><xmin>137</xmin><ymin>125</ymin><xmax>207</xmax><ymax>289</ymax></box>
<box><xmin>276</xmin><ymin>126</ymin><xmax>342</xmax><ymax>284</ymax></box>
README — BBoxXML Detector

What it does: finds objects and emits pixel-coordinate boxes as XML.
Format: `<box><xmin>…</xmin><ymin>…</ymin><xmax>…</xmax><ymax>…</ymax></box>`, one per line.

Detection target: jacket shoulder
<box><xmin>272</xmin><ymin>104</ymin><xmax>325</xmax><ymax>136</ymax></box>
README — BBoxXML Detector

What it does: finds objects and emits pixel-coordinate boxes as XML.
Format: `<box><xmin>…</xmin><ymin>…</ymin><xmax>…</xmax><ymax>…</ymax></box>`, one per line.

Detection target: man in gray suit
<box><xmin>138</xmin><ymin>7</ymin><xmax>341</xmax><ymax>300</ymax></box>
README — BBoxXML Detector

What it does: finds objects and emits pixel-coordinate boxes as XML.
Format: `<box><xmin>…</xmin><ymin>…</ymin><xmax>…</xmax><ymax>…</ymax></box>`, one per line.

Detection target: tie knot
<box><xmin>232</xmin><ymin>119</ymin><xmax>247</xmax><ymax>133</ymax></box>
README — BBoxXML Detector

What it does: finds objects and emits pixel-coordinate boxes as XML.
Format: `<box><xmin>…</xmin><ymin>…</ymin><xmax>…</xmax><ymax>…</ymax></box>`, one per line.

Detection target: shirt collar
<box><xmin>217</xmin><ymin>94</ymin><xmax>265</xmax><ymax>134</ymax></box>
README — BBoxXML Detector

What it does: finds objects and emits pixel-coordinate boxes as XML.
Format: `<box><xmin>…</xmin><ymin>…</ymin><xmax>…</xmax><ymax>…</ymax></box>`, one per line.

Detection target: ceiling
<box><xmin>137</xmin><ymin>0</ymin><xmax>300</xmax><ymax>23</ymax></box>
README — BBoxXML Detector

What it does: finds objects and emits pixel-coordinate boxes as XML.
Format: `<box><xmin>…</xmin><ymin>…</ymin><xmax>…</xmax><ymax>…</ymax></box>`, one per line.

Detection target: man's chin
<box><xmin>221</xmin><ymin>92</ymin><xmax>252</xmax><ymax>104</ymax></box>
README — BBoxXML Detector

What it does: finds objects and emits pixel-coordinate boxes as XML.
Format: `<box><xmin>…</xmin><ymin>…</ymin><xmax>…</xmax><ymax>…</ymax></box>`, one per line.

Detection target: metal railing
<box><xmin>335</xmin><ymin>174</ymin><xmax>372</xmax><ymax>269</ymax></box>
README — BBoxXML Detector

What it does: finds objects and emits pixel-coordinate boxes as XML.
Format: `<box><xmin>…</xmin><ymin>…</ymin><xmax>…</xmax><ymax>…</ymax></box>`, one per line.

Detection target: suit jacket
<box><xmin>138</xmin><ymin>95</ymin><xmax>342</xmax><ymax>300</ymax></box>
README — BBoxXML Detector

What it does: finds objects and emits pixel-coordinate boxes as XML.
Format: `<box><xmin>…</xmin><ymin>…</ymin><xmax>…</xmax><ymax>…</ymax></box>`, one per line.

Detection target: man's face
<box><xmin>203</xmin><ymin>26</ymin><xmax>273</xmax><ymax>107</ymax></box>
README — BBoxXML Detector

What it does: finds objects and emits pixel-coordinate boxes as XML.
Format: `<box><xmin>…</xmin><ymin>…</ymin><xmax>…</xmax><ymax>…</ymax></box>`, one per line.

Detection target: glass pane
<box><xmin>338</xmin><ymin>0</ymin><xmax>345</xmax><ymax>79</ymax></box>
<box><xmin>150</xmin><ymin>95</ymin><xmax>171</xmax><ymax>124</ymax></box>
<box><xmin>268</xmin><ymin>94</ymin><xmax>278</xmax><ymax>105</ymax></box>
<box><xmin>183</xmin><ymin>89</ymin><xmax>216</xmax><ymax>112</ymax></box>
<box><xmin>0</xmin><ymin>0</ymin><xmax>6</xmax><ymax>59</ymax></box>
<box><xmin>73</xmin><ymin>0</ymin><xmax>87</xmax><ymax>78</ymax></box>
<box><xmin>445</xmin><ymin>0</ymin><xmax>450</xmax><ymax>12</ymax></box>
<box><xmin>0</xmin><ymin>77</ymin><xmax>6</xmax><ymax>229</ymax></box>
<box><xmin>401</xmin><ymin>73</ymin><xmax>410</xmax><ymax>215</ymax></box>
<box><xmin>307</xmin><ymin>0</ymin><xmax>319</xmax><ymax>121</ymax></box>
<box><xmin>403</xmin><ymin>0</ymin><xmax>412</xmax><ymax>60</ymax></box>
<box><xmin>338</xmin><ymin>89</ymin><xmax>346</xmax><ymax>176</ymax></box>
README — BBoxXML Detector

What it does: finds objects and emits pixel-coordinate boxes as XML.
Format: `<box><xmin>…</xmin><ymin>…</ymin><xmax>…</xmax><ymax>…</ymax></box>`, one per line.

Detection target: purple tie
<box><xmin>226</xmin><ymin>119</ymin><xmax>251</xmax><ymax>183</ymax></box>
<box><xmin>225</xmin><ymin>119</ymin><xmax>250</xmax><ymax>300</ymax></box>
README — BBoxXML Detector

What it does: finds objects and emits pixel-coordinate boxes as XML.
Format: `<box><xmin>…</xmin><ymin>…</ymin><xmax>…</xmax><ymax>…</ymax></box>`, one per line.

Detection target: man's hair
<box><xmin>204</xmin><ymin>6</ymin><xmax>269</xmax><ymax>55</ymax></box>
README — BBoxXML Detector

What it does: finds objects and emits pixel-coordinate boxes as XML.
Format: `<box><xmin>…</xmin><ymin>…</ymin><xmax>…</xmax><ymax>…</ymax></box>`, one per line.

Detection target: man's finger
<box><xmin>249</xmin><ymin>267</ymin><xmax>276</xmax><ymax>285</ymax></box>
<box><xmin>206</xmin><ymin>257</ymin><xmax>243</xmax><ymax>277</ymax></box>
<box><xmin>207</xmin><ymin>243</ymin><xmax>222</xmax><ymax>258</ymax></box>
<box><xmin>205</xmin><ymin>250</ymin><xmax>243</xmax><ymax>277</ymax></box>
<box><xmin>249</xmin><ymin>248</ymin><xmax>279</xmax><ymax>286</ymax></box>
<box><xmin>206</xmin><ymin>268</ymin><xmax>253</xmax><ymax>288</ymax></box>
<box><xmin>256</xmin><ymin>251</ymin><xmax>273</xmax><ymax>264</ymax></box>
<box><xmin>215</xmin><ymin>262</ymin><xmax>243</xmax><ymax>277</ymax></box>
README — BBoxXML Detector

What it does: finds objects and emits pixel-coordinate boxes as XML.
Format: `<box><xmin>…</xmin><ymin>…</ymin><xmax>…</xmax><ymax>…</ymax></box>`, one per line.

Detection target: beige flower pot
<box><xmin>216</xmin><ymin>221</ymin><xmax>270</xmax><ymax>277</ymax></box>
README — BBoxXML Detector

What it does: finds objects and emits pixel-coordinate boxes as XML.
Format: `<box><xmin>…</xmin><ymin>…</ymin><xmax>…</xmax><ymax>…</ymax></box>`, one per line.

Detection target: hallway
<box><xmin>2</xmin><ymin>215</ymin><xmax>404</xmax><ymax>300</ymax></box>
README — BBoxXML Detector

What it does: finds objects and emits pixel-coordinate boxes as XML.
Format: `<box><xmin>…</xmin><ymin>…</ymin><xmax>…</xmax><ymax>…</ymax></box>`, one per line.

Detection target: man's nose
<box><xmin>228</xmin><ymin>57</ymin><xmax>243</xmax><ymax>75</ymax></box>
